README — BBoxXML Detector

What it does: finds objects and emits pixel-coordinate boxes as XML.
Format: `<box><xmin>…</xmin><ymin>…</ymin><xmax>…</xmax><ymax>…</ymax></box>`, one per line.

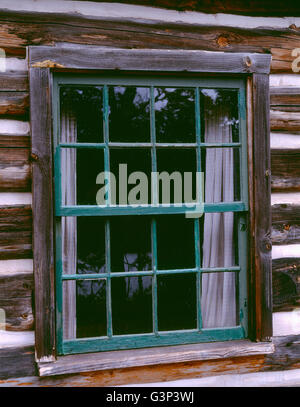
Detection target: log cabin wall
<box><xmin>0</xmin><ymin>0</ymin><xmax>300</xmax><ymax>385</ymax></box>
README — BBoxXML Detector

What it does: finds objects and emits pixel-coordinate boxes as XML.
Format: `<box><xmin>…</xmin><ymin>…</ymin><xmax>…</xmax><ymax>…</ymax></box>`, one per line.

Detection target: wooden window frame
<box><xmin>29</xmin><ymin>46</ymin><xmax>272</xmax><ymax>366</ymax></box>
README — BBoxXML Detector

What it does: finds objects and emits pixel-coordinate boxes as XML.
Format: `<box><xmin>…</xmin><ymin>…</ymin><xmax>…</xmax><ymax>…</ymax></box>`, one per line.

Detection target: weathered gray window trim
<box><xmin>29</xmin><ymin>45</ymin><xmax>272</xmax><ymax>369</ymax></box>
<box><xmin>37</xmin><ymin>340</ymin><xmax>274</xmax><ymax>377</ymax></box>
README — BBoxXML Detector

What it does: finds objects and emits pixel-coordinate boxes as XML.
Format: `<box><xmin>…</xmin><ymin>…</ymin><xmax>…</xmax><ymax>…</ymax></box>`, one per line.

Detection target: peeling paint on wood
<box><xmin>31</xmin><ymin>60</ymin><xmax>65</xmax><ymax>68</ymax></box>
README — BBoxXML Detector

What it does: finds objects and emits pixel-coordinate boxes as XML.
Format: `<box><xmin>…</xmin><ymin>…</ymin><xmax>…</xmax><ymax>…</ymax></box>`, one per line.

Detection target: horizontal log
<box><xmin>73</xmin><ymin>1</ymin><xmax>300</xmax><ymax>16</ymax></box>
<box><xmin>0</xmin><ymin>204</ymin><xmax>32</xmax><ymax>260</ymax></box>
<box><xmin>272</xmin><ymin>203</ymin><xmax>300</xmax><ymax>224</ymax></box>
<box><xmin>272</xmin><ymin>258</ymin><xmax>300</xmax><ymax>312</ymax></box>
<box><xmin>264</xmin><ymin>334</ymin><xmax>300</xmax><ymax>371</ymax></box>
<box><xmin>271</xmin><ymin>106</ymin><xmax>300</xmax><ymax>112</ymax></box>
<box><xmin>271</xmin><ymin>201</ymin><xmax>300</xmax><ymax>245</ymax></box>
<box><xmin>0</xmin><ymin>272</ymin><xmax>34</xmax><ymax>330</ymax></box>
<box><xmin>0</xmin><ymin>148</ymin><xmax>31</xmax><ymax>191</ymax></box>
<box><xmin>1</xmin><ymin>355</ymin><xmax>268</xmax><ymax>385</ymax></box>
<box><xmin>0</xmin><ymin>231</ymin><xmax>32</xmax><ymax>260</ymax></box>
<box><xmin>0</xmin><ymin>205</ymin><xmax>32</xmax><ymax>232</ymax></box>
<box><xmin>271</xmin><ymin>149</ymin><xmax>300</xmax><ymax>191</ymax></box>
<box><xmin>0</xmin><ymin>134</ymin><xmax>30</xmax><ymax>148</ymax></box>
<box><xmin>0</xmin><ymin>92</ymin><xmax>29</xmax><ymax>116</ymax></box>
<box><xmin>1</xmin><ymin>333</ymin><xmax>300</xmax><ymax>384</ymax></box>
<box><xmin>272</xmin><ymin>224</ymin><xmax>300</xmax><ymax>246</ymax></box>
<box><xmin>270</xmin><ymin>88</ymin><xmax>300</xmax><ymax>106</ymax></box>
<box><xmin>0</xmin><ymin>10</ymin><xmax>298</xmax><ymax>72</ymax></box>
<box><xmin>271</xmin><ymin>110</ymin><xmax>300</xmax><ymax>131</ymax></box>
<box><xmin>0</xmin><ymin>71</ymin><xmax>28</xmax><ymax>91</ymax></box>
<box><xmin>0</xmin><ymin>345</ymin><xmax>35</xmax><ymax>379</ymax></box>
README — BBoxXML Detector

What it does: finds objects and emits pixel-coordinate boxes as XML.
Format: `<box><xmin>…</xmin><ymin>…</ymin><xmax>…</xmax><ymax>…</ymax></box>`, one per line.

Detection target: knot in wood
<box><xmin>217</xmin><ymin>35</ymin><xmax>229</xmax><ymax>48</ymax></box>
<box><xmin>265</xmin><ymin>243</ymin><xmax>272</xmax><ymax>251</ymax></box>
<box><xmin>30</xmin><ymin>153</ymin><xmax>39</xmax><ymax>162</ymax></box>
<box><xmin>244</xmin><ymin>56</ymin><xmax>252</xmax><ymax>67</ymax></box>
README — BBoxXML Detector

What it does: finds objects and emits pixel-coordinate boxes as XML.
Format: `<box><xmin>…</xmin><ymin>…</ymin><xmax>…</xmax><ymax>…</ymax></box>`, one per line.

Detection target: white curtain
<box><xmin>61</xmin><ymin>110</ymin><xmax>77</xmax><ymax>339</ymax></box>
<box><xmin>201</xmin><ymin>98</ymin><xmax>237</xmax><ymax>328</ymax></box>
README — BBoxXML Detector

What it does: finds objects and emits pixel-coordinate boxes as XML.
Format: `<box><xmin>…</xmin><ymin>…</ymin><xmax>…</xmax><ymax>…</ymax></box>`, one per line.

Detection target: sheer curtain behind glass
<box><xmin>201</xmin><ymin>92</ymin><xmax>236</xmax><ymax>328</ymax></box>
<box><xmin>61</xmin><ymin>110</ymin><xmax>77</xmax><ymax>339</ymax></box>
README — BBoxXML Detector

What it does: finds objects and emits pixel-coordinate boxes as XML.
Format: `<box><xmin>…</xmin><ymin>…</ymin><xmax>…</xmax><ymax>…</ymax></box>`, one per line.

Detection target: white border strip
<box><xmin>0</xmin><ymin>331</ymin><xmax>34</xmax><ymax>349</ymax></box>
<box><xmin>270</xmin><ymin>75</ymin><xmax>300</xmax><ymax>88</ymax></box>
<box><xmin>272</xmin><ymin>244</ymin><xmax>300</xmax><ymax>259</ymax></box>
<box><xmin>271</xmin><ymin>133</ymin><xmax>300</xmax><ymax>149</ymax></box>
<box><xmin>0</xmin><ymin>193</ymin><xmax>32</xmax><ymax>205</ymax></box>
<box><xmin>0</xmin><ymin>120</ymin><xmax>30</xmax><ymax>135</ymax></box>
<box><xmin>0</xmin><ymin>259</ymin><xmax>33</xmax><ymax>275</ymax></box>
<box><xmin>271</xmin><ymin>192</ymin><xmax>300</xmax><ymax>205</ymax></box>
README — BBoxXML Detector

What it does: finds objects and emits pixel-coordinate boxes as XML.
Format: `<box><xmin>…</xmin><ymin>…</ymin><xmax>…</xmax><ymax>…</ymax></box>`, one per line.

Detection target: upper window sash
<box><xmin>53</xmin><ymin>75</ymin><xmax>248</xmax><ymax>217</ymax></box>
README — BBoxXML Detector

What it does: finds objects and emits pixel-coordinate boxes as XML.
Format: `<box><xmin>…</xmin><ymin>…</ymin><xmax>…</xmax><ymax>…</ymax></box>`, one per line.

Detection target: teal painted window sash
<box><xmin>53</xmin><ymin>74</ymin><xmax>249</xmax><ymax>356</ymax></box>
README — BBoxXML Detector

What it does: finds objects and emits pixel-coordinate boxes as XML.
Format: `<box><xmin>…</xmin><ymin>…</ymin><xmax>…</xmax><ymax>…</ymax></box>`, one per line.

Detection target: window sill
<box><xmin>37</xmin><ymin>340</ymin><xmax>275</xmax><ymax>377</ymax></box>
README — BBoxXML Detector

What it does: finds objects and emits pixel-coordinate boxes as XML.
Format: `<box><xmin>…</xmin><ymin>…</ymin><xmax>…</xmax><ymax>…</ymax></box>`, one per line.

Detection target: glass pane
<box><xmin>61</xmin><ymin>217</ymin><xmax>106</xmax><ymax>275</ymax></box>
<box><xmin>155</xmin><ymin>87</ymin><xmax>195</xmax><ymax>143</ymax></box>
<box><xmin>63</xmin><ymin>279</ymin><xmax>107</xmax><ymax>339</ymax></box>
<box><xmin>109</xmin><ymin>86</ymin><xmax>150</xmax><ymax>142</ymax></box>
<box><xmin>157</xmin><ymin>274</ymin><xmax>197</xmax><ymax>331</ymax></box>
<box><xmin>110</xmin><ymin>216</ymin><xmax>152</xmax><ymax>273</ymax></box>
<box><xmin>201</xmin><ymin>272</ymin><xmax>239</xmax><ymax>328</ymax></box>
<box><xmin>201</xmin><ymin>147</ymin><xmax>240</xmax><ymax>202</ymax></box>
<box><xmin>111</xmin><ymin>276</ymin><xmax>152</xmax><ymax>335</ymax></box>
<box><xmin>61</xmin><ymin>148</ymin><xmax>104</xmax><ymax>205</ymax></box>
<box><xmin>200</xmin><ymin>89</ymin><xmax>239</xmax><ymax>144</ymax></box>
<box><xmin>77</xmin><ymin>217</ymin><xmax>106</xmax><ymax>274</ymax></box>
<box><xmin>60</xmin><ymin>86</ymin><xmax>103</xmax><ymax>143</ymax></box>
<box><xmin>110</xmin><ymin>148</ymin><xmax>151</xmax><ymax>205</ymax></box>
<box><xmin>156</xmin><ymin>149</ymin><xmax>197</xmax><ymax>205</ymax></box>
<box><xmin>156</xmin><ymin>215</ymin><xmax>195</xmax><ymax>270</ymax></box>
<box><xmin>201</xmin><ymin>212</ymin><xmax>239</xmax><ymax>268</ymax></box>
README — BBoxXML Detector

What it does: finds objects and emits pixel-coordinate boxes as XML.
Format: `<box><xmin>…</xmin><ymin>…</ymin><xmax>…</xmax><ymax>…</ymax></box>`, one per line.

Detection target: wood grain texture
<box><xmin>29</xmin><ymin>45</ymin><xmax>271</xmax><ymax>74</ymax></box>
<box><xmin>0</xmin><ymin>272</ymin><xmax>33</xmax><ymax>330</ymax></box>
<box><xmin>0</xmin><ymin>205</ymin><xmax>32</xmax><ymax>232</ymax></box>
<box><xmin>264</xmin><ymin>334</ymin><xmax>300</xmax><ymax>371</ymax></box>
<box><xmin>272</xmin><ymin>258</ymin><xmax>300</xmax><ymax>311</ymax></box>
<box><xmin>272</xmin><ymin>224</ymin><xmax>300</xmax><ymax>245</ymax></box>
<box><xmin>271</xmin><ymin>149</ymin><xmax>300</xmax><ymax>191</ymax></box>
<box><xmin>38</xmin><ymin>340</ymin><xmax>274</xmax><ymax>377</ymax></box>
<box><xmin>272</xmin><ymin>203</ymin><xmax>300</xmax><ymax>245</ymax></box>
<box><xmin>0</xmin><ymin>10</ymin><xmax>294</xmax><ymax>72</ymax></box>
<box><xmin>29</xmin><ymin>67</ymin><xmax>55</xmax><ymax>361</ymax></box>
<box><xmin>0</xmin><ymin>231</ymin><xmax>31</xmax><ymax>260</ymax></box>
<box><xmin>0</xmin><ymin>92</ymin><xmax>29</xmax><ymax>116</ymax></box>
<box><xmin>272</xmin><ymin>203</ymin><xmax>300</xmax><ymax>224</ymax></box>
<box><xmin>0</xmin><ymin>135</ymin><xmax>30</xmax><ymax>148</ymax></box>
<box><xmin>0</xmin><ymin>346</ymin><xmax>35</xmax><ymax>380</ymax></box>
<box><xmin>271</xmin><ymin>110</ymin><xmax>300</xmax><ymax>131</ymax></box>
<box><xmin>251</xmin><ymin>74</ymin><xmax>272</xmax><ymax>341</ymax></box>
<box><xmin>0</xmin><ymin>148</ymin><xmax>31</xmax><ymax>191</ymax></box>
<box><xmin>0</xmin><ymin>71</ymin><xmax>28</xmax><ymax>91</ymax></box>
<box><xmin>0</xmin><ymin>355</ymin><xmax>267</xmax><ymax>386</ymax></box>
<box><xmin>270</xmin><ymin>87</ymin><xmax>300</xmax><ymax>106</ymax></box>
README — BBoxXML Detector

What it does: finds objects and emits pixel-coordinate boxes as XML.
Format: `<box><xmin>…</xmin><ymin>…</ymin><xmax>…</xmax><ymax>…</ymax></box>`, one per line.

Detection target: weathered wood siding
<box><xmin>0</xmin><ymin>1</ymin><xmax>299</xmax><ymax>382</ymax></box>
